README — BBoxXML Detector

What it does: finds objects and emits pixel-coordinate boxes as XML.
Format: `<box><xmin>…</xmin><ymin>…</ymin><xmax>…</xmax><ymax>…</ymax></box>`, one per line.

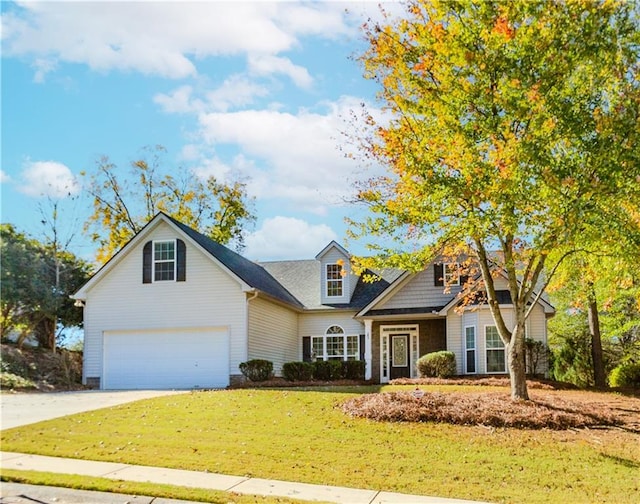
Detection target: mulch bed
<box><xmin>342</xmin><ymin>390</ymin><xmax>630</xmax><ymax>430</ymax></box>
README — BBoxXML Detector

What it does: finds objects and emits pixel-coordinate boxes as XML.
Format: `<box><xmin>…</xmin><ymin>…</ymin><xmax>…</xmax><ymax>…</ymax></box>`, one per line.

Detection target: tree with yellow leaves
<box><xmin>349</xmin><ymin>0</ymin><xmax>640</xmax><ymax>400</ymax></box>
<box><xmin>83</xmin><ymin>146</ymin><xmax>255</xmax><ymax>263</ymax></box>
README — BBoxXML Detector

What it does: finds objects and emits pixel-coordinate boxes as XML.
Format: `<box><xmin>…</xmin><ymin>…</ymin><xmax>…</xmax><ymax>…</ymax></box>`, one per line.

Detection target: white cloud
<box><xmin>153</xmin><ymin>85</ymin><xmax>202</xmax><ymax>114</ymax></box>
<box><xmin>196</xmin><ymin>95</ymin><xmax>379</xmax><ymax>214</ymax></box>
<box><xmin>1</xmin><ymin>2</ymin><xmax>358</xmax><ymax>80</ymax></box>
<box><xmin>18</xmin><ymin>161</ymin><xmax>80</xmax><ymax>198</ymax></box>
<box><xmin>248</xmin><ymin>54</ymin><xmax>313</xmax><ymax>89</ymax></box>
<box><xmin>205</xmin><ymin>75</ymin><xmax>270</xmax><ymax>112</ymax></box>
<box><xmin>0</xmin><ymin>170</ymin><xmax>10</xmax><ymax>183</ymax></box>
<box><xmin>244</xmin><ymin>216</ymin><xmax>337</xmax><ymax>261</ymax></box>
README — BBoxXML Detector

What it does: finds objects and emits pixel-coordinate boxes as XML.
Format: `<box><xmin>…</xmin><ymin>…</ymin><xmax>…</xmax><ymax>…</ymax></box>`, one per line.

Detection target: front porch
<box><xmin>366</xmin><ymin>318</ymin><xmax>447</xmax><ymax>384</ymax></box>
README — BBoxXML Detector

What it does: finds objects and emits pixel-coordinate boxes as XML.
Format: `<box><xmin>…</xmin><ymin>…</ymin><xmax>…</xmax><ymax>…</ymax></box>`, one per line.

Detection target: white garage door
<box><xmin>103</xmin><ymin>328</ymin><xmax>229</xmax><ymax>390</ymax></box>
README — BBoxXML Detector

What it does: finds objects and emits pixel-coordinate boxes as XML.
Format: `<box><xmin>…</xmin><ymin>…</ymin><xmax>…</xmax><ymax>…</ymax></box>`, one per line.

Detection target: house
<box><xmin>72</xmin><ymin>212</ymin><xmax>554</xmax><ymax>390</ymax></box>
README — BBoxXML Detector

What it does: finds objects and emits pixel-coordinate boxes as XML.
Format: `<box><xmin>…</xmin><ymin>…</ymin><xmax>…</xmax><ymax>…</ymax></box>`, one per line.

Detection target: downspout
<box><xmin>245</xmin><ymin>289</ymin><xmax>259</xmax><ymax>363</ymax></box>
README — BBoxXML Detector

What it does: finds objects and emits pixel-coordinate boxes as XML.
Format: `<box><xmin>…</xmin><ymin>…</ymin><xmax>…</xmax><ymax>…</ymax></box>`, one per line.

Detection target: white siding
<box><xmin>82</xmin><ymin>221</ymin><xmax>247</xmax><ymax>385</ymax></box>
<box><xmin>380</xmin><ymin>269</ymin><xmax>460</xmax><ymax>310</ymax></box>
<box><xmin>299</xmin><ymin>311</ymin><xmax>363</xmax><ymax>336</ymax></box>
<box><xmin>446</xmin><ymin>303</ymin><xmax>548</xmax><ymax>375</ymax></box>
<box><xmin>247</xmin><ymin>297</ymin><xmax>298</xmax><ymax>375</ymax></box>
<box><xmin>447</xmin><ymin>310</ymin><xmax>464</xmax><ymax>374</ymax></box>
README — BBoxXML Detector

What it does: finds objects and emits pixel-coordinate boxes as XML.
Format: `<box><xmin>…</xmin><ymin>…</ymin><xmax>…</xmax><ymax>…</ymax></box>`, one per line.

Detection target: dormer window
<box><xmin>326</xmin><ymin>263</ymin><xmax>343</xmax><ymax>297</ymax></box>
<box><xmin>434</xmin><ymin>262</ymin><xmax>463</xmax><ymax>287</ymax></box>
<box><xmin>444</xmin><ymin>263</ymin><xmax>460</xmax><ymax>286</ymax></box>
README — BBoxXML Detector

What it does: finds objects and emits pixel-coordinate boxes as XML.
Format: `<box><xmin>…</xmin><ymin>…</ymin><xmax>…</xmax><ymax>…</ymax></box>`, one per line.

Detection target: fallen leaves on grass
<box><xmin>342</xmin><ymin>391</ymin><xmax>623</xmax><ymax>430</ymax></box>
<box><xmin>390</xmin><ymin>376</ymin><xmax>576</xmax><ymax>390</ymax></box>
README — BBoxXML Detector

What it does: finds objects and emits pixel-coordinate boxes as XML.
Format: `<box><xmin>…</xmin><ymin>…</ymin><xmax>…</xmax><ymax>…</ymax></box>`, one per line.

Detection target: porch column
<box><xmin>364</xmin><ymin>319</ymin><xmax>373</xmax><ymax>380</ymax></box>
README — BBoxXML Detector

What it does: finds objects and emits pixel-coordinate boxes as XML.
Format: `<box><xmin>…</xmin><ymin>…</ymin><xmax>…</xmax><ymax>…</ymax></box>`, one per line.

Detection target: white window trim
<box><xmin>379</xmin><ymin>324</ymin><xmax>419</xmax><ymax>383</ymax></box>
<box><xmin>311</xmin><ymin>325</ymin><xmax>359</xmax><ymax>361</ymax></box>
<box><xmin>153</xmin><ymin>239</ymin><xmax>177</xmax><ymax>282</ymax></box>
<box><xmin>444</xmin><ymin>263</ymin><xmax>460</xmax><ymax>286</ymax></box>
<box><xmin>325</xmin><ymin>263</ymin><xmax>343</xmax><ymax>298</ymax></box>
<box><xmin>484</xmin><ymin>325</ymin><xmax>506</xmax><ymax>374</ymax></box>
<box><xmin>464</xmin><ymin>325</ymin><xmax>477</xmax><ymax>374</ymax></box>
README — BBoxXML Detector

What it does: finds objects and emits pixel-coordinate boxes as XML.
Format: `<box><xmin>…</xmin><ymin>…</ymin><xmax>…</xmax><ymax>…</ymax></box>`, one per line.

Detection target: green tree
<box><xmin>83</xmin><ymin>146</ymin><xmax>255</xmax><ymax>263</ymax></box>
<box><xmin>348</xmin><ymin>0</ymin><xmax>640</xmax><ymax>400</ymax></box>
<box><xmin>0</xmin><ymin>224</ymin><xmax>92</xmax><ymax>350</ymax></box>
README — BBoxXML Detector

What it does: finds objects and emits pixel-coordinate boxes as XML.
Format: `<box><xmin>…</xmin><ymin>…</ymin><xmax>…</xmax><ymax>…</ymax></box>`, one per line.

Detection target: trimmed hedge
<box><xmin>609</xmin><ymin>362</ymin><xmax>640</xmax><ymax>388</ymax></box>
<box><xmin>342</xmin><ymin>360</ymin><xmax>366</xmax><ymax>380</ymax></box>
<box><xmin>282</xmin><ymin>361</ymin><xmax>314</xmax><ymax>381</ymax></box>
<box><xmin>313</xmin><ymin>360</ymin><xmax>343</xmax><ymax>381</ymax></box>
<box><xmin>281</xmin><ymin>360</ymin><xmax>366</xmax><ymax>381</ymax></box>
<box><xmin>239</xmin><ymin>359</ymin><xmax>273</xmax><ymax>382</ymax></box>
<box><xmin>417</xmin><ymin>351</ymin><xmax>457</xmax><ymax>378</ymax></box>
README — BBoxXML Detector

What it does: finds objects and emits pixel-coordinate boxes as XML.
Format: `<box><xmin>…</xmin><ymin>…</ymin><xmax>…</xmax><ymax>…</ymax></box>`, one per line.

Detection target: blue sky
<box><xmin>1</xmin><ymin>1</ymin><xmax>400</xmax><ymax>262</ymax></box>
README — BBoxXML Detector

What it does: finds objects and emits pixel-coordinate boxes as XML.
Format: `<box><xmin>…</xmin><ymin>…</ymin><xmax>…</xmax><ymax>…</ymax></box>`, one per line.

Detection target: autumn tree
<box><xmin>83</xmin><ymin>146</ymin><xmax>255</xmax><ymax>263</ymax></box>
<box><xmin>348</xmin><ymin>0</ymin><xmax>640</xmax><ymax>399</ymax></box>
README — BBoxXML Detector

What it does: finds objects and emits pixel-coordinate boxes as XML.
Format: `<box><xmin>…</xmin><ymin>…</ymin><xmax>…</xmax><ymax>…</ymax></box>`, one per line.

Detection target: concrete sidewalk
<box><xmin>1</xmin><ymin>452</ymin><xmax>490</xmax><ymax>504</ymax></box>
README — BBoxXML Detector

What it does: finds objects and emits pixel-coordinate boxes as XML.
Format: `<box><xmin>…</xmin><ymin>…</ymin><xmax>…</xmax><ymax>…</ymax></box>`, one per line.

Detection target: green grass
<box><xmin>0</xmin><ymin>469</ymin><xmax>318</xmax><ymax>504</ymax></box>
<box><xmin>2</xmin><ymin>385</ymin><xmax>638</xmax><ymax>504</ymax></box>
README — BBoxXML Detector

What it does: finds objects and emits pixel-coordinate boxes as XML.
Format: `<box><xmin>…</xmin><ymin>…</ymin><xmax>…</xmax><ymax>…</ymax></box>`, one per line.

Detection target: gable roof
<box><xmin>73</xmin><ymin>213</ymin><xmax>303</xmax><ymax>309</ymax></box>
<box><xmin>314</xmin><ymin>240</ymin><xmax>350</xmax><ymax>260</ymax></box>
<box><xmin>164</xmin><ymin>215</ymin><xmax>303</xmax><ymax>308</ymax></box>
<box><xmin>260</xmin><ymin>260</ymin><xmax>398</xmax><ymax>310</ymax></box>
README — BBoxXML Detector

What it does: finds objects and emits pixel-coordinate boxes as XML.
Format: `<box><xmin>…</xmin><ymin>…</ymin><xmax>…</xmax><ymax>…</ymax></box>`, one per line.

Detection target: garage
<box><xmin>103</xmin><ymin>328</ymin><xmax>229</xmax><ymax>390</ymax></box>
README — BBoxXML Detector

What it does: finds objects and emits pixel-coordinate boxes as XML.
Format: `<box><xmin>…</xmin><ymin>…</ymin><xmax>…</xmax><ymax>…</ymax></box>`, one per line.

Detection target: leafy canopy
<box><xmin>349</xmin><ymin>0</ymin><xmax>640</xmax><ymax>399</ymax></box>
<box><xmin>83</xmin><ymin>146</ymin><xmax>256</xmax><ymax>263</ymax></box>
<box><xmin>0</xmin><ymin>224</ymin><xmax>93</xmax><ymax>349</ymax></box>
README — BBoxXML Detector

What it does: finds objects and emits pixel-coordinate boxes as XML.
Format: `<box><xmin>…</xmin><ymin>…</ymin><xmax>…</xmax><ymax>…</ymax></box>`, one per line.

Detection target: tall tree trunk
<box><xmin>587</xmin><ymin>284</ymin><xmax>606</xmax><ymax>388</ymax></box>
<box><xmin>507</xmin><ymin>323</ymin><xmax>529</xmax><ymax>400</ymax></box>
<box><xmin>507</xmin><ymin>333</ymin><xmax>530</xmax><ymax>400</ymax></box>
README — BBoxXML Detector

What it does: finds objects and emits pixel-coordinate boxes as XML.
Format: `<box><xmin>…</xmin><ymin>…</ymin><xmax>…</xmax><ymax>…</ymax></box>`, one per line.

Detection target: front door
<box><xmin>390</xmin><ymin>334</ymin><xmax>410</xmax><ymax>379</ymax></box>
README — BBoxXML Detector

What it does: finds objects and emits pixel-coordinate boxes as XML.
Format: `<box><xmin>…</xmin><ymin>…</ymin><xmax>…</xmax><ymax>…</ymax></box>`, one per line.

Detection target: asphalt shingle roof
<box><xmin>167</xmin><ymin>215</ymin><xmax>304</xmax><ymax>309</ymax></box>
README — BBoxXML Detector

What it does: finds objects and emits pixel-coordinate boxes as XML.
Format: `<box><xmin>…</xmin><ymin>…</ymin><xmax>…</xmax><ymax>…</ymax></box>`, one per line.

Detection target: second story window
<box><xmin>444</xmin><ymin>263</ymin><xmax>460</xmax><ymax>286</ymax></box>
<box><xmin>154</xmin><ymin>240</ymin><xmax>175</xmax><ymax>281</ymax></box>
<box><xmin>326</xmin><ymin>263</ymin><xmax>343</xmax><ymax>297</ymax></box>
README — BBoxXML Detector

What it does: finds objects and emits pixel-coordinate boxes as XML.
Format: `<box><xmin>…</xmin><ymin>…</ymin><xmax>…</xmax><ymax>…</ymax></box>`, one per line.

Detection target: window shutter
<box><xmin>302</xmin><ymin>336</ymin><xmax>312</xmax><ymax>362</ymax></box>
<box><xmin>143</xmin><ymin>241</ymin><xmax>152</xmax><ymax>284</ymax></box>
<box><xmin>359</xmin><ymin>334</ymin><xmax>365</xmax><ymax>361</ymax></box>
<box><xmin>460</xmin><ymin>273</ymin><xmax>469</xmax><ymax>287</ymax></box>
<box><xmin>434</xmin><ymin>263</ymin><xmax>444</xmax><ymax>287</ymax></box>
<box><xmin>176</xmin><ymin>239</ymin><xmax>186</xmax><ymax>282</ymax></box>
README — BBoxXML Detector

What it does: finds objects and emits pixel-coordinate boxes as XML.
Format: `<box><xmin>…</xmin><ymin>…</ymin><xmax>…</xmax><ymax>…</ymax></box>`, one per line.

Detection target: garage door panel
<box><xmin>103</xmin><ymin>329</ymin><xmax>229</xmax><ymax>389</ymax></box>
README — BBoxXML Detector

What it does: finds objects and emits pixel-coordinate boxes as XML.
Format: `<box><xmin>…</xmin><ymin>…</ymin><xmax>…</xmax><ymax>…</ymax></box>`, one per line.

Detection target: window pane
<box><xmin>487</xmin><ymin>349</ymin><xmax>506</xmax><ymax>372</ymax></box>
<box><xmin>154</xmin><ymin>241</ymin><xmax>175</xmax><ymax>260</ymax></box>
<box><xmin>326</xmin><ymin>336</ymin><xmax>344</xmax><ymax>357</ymax></box>
<box><xmin>327</xmin><ymin>264</ymin><xmax>342</xmax><ymax>279</ymax></box>
<box><xmin>444</xmin><ymin>263</ymin><xmax>460</xmax><ymax>285</ymax></box>
<box><xmin>326</xmin><ymin>264</ymin><xmax>343</xmax><ymax>296</ymax></box>
<box><xmin>465</xmin><ymin>327</ymin><xmax>475</xmax><ymax>349</ymax></box>
<box><xmin>154</xmin><ymin>261</ymin><xmax>175</xmax><ymax>281</ymax></box>
<box><xmin>346</xmin><ymin>335</ymin><xmax>358</xmax><ymax>357</ymax></box>
<box><xmin>312</xmin><ymin>337</ymin><xmax>323</xmax><ymax>361</ymax></box>
<box><xmin>466</xmin><ymin>350</ymin><xmax>476</xmax><ymax>373</ymax></box>
<box><xmin>486</xmin><ymin>326</ymin><xmax>503</xmax><ymax>349</ymax></box>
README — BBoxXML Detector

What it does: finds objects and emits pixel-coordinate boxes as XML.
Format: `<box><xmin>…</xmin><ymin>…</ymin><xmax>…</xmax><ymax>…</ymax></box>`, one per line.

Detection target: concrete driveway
<box><xmin>1</xmin><ymin>390</ymin><xmax>186</xmax><ymax>430</ymax></box>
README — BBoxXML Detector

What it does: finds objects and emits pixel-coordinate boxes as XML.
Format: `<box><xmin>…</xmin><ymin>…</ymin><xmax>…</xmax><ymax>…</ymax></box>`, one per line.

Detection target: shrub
<box><xmin>282</xmin><ymin>361</ymin><xmax>314</xmax><ymax>382</ymax></box>
<box><xmin>417</xmin><ymin>351</ymin><xmax>457</xmax><ymax>378</ymax></box>
<box><xmin>342</xmin><ymin>360</ymin><xmax>366</xmax><ymax>380</ymax></box>
<box><xmin>312</xmin><ymin>360</ymin><xmax>344</xmax><ymax>380</ymax></box>
<box><xmin>238</xmin><ymin>359</ymin><xmax>273</xmax><ymax>382</ymax></box>
<box><xmin>609</xmin><ymin>362</ymin><xmax>640</xmax><ymax>388</ymax></box>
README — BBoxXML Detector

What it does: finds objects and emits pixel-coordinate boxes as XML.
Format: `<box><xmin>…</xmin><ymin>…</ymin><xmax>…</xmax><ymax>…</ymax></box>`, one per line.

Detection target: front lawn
<box><xmin>1</xmin><ymin>385</ymin><xmax>639</xmax><ymax>504</ymax></box>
